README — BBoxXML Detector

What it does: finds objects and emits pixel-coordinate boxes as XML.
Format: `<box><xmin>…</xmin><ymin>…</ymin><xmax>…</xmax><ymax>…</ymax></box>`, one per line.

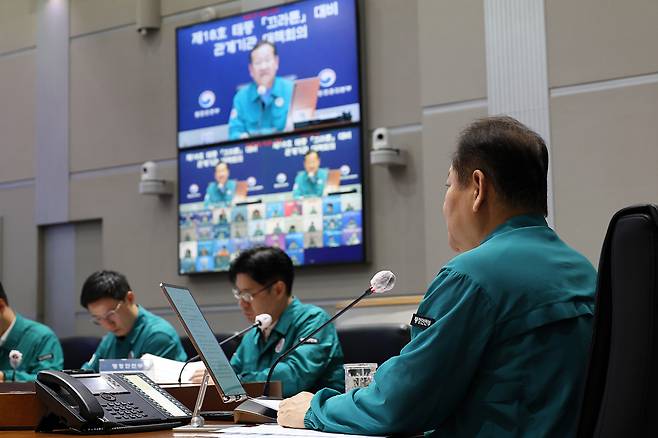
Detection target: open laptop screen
<box><xmin>160</xmin><ymin>283</ymin><xmax>246</xmax><ymax>401</ymax></box>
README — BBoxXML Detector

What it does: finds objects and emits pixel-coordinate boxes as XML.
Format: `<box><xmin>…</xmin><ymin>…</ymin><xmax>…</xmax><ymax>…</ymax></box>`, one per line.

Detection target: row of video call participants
<box><xmin>183</xmin><ymin>192</ymin><xmax>362</xmax><ymax>224</ymax></box>
<box><xmin>180</xmin><ymin>228</ymin><xmax>363</xmax><ymax>270</ymax></box>
<box><xmin>181</xmin><ymin>210</ymin><xmax>362</xmax><ymax>240</ymax></box>
<box><xmin>181</xmin><ymin>227</ymin><xmax>363</xmax><ymax>258</ymax></box>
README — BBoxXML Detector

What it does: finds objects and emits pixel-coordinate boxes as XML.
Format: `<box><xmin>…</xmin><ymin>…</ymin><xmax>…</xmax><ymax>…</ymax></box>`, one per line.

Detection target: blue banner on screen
<box><xmin>178</xmin><ymin>125</ymin><xmax>364</xmax><ymax>274</ymax></box>
<box><xmin>176</xmin><ymin>0</ymin><xmax>360</xmax><ymax>148</ymax></box>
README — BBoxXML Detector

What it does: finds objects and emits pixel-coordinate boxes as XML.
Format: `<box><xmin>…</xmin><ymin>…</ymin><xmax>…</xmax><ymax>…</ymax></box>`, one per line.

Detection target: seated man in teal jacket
<box><xmin>228</xmin><ymin>40</ymin><xmax>294</xmax><ymax>140</ymax></box>
<box><xmin>278</xmin><ymin>116</ymin><xmax>597</xmax><ymax>437</ymax></box>
<box><xmin>204</xmin><ymin>161</ymin><xmax>237</xmax><ymax>208</ymax></box>
<box><xmin>0</xmin><ymin>281</ymin><xmax>63</xmax><ymax>381</ymax></box>
<box><xmin>292</xmin><ymin>150</ymin><xmax>329</xmax><ymax>199</ymax></box>
<box><xmin>204</xmin><ymin>246</ymin><xmax>344</xmax><ymax>397</ymax></box>
<box><xmin>80</xmin><ymin>270</ymin><xmax>187</xmax><ymax>371</ymax></box>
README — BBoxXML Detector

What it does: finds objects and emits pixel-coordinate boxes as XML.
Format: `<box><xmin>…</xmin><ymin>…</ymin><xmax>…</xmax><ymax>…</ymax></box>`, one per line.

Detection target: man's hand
<box><xmin>277</xmin><ymin>391</ymin><xmax>314</xmax><ymax>429</ymax></box>
<box><xmin>0</xmin><ymin>370</ymin><xmax>4</xmax><ymax>382</ymax></box>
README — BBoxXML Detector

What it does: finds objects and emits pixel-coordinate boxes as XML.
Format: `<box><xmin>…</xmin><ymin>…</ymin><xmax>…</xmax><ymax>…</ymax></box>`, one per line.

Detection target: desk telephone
<box><xmin>35</xmin><ymin>370</ymin><xmax>192</xmax><ymax>434</ymax></box>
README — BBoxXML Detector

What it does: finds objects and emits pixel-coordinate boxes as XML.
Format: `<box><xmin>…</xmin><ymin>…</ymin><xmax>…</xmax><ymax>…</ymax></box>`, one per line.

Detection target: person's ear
<box><xmin>272</xmin><ymin>281</ymin><xmax>287</xmax><ymax>299</ymax></box>
<box><xmin>472</xmin><ymin>170</ymin><xmax>487</xmax><ymax>213</ymax></box>
<box><xmin>124</xmin><ymin>291</ymin><xmax>135</xmax><ymax>305</ymax></box>
<box><xmin>0</xmin><ymin>299</ymin><xmax>6</xmax><ymax>311</ymax></box>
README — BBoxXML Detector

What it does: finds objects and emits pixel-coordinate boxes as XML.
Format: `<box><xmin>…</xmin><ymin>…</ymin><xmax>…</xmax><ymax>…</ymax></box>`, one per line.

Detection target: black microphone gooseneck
<box><xmin>262</xmin><ymin>286</ymin><xmax>374</xmax><ymax>397</ymax></box>
<box><xmin>178</xmin><ymin>320</ymin><xmax>262</xmax><ymax>385</ymax></box>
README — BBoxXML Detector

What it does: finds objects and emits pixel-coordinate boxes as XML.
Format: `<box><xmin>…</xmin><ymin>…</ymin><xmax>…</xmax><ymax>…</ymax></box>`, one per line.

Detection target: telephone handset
<box><xmin>35</xmin><ymin>370</ymin><xmax>191</xmax><ymax>434</ymax></box>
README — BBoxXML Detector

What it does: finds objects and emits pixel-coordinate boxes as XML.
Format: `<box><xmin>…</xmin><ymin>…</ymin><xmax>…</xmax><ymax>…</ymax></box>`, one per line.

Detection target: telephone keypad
<box><xmin>101</xmin><ymin>400</ymin><xmax>150</xmax><ymax>421</ymax></box>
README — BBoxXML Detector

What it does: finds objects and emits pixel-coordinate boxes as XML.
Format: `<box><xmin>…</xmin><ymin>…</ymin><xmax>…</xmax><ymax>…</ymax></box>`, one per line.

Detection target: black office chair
<box><xmin>180</xmin><ymin>336</ymin><xmax>197</xmax><ymax>359</ymax></box>
<box><xmin>60</xmin><ymin>336</ymin><xmax>100</xmax><ymax>370</ymax></box>
<box><xmin>337</xmin><ymin>324</ymin><xmax>411</xmax><ymax>365</ymax></box>
<box><xmin>180</xmin><ymin>332</ymin><xmax>242</xmax><ymax>361</ymax></box>
<box><xmin>577</xmin><ymin>204</ymin><xmax>658</xmax><ymax>437</ymax></box>
<box><xmin>215</xmin><ymin>332</ymin><xmax>242</xmax><ymax>359</ymax></box>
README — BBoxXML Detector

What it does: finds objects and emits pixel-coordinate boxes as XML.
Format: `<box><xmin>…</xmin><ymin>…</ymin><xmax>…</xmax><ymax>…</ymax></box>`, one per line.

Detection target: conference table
<box><xmin>0</xmin><ymin>381</ymin><xmax>282</xmax><ymax>437</ymax></box>
<box><xmin>1</xmin><ymin>426</ymin><xmax>225</xmax><ymax>437</ymax></box>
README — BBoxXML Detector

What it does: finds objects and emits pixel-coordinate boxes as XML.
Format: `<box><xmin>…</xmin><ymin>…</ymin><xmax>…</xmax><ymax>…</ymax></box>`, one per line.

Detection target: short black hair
<box><xmin>80</xmin><ymin>270</ymin><xmax>132</xmax><ymax>308</ymax></box>
<box><xmin>305</xmin><ymin>150</ymin><xmax>320</xmax><ymax>159</ymax></box>
<box><xmin>229</xmin><ymin>247</ymin><xmax>294</xmax><ymax>296</ymax></box>
<box><xmin>453</xmin><ymin>116</ymin><xmax>549</xmax><ymax>216</ymax></box>
<box><xmin>0</xmin><ymin>281</ymin><xmax>7</xmax><ymax>305</ymax></box>
<box><xmin>249</xmin><ymin>40</ymin><xmax>277</xmax><ymax>63</ymax></box>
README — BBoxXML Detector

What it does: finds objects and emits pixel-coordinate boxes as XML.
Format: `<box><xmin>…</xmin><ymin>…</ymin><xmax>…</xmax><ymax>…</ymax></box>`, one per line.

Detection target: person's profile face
<box><xmin>215</xmin><ymin>163</ymin><xmax>229</xmax><ymax>185</ymax></box>
<box><xmin>442</xmin><ymin>166</ymin><xmax>477</xmax><ymax>253</ymax></box>
<box><xmin>234</xmin><ymin>273</ymin><xmax>278</xmax><ymax>323</ymax></box>
<box><xmin>248</xmin><ymin>44</ymin><xmax>279</xmax><ymax>89</ymax></box>
<box><xmin>304</xmin><ymin>152</ymin><xmax>320</xmax><ymax>175</ymax></box>
<box><xmin>87</xmin><ymin>297</ymin><xmax>133</xmax><ymax>337</ymax></box>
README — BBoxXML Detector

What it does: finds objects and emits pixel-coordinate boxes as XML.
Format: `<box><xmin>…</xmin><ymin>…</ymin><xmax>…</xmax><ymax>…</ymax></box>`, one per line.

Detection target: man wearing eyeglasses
<box><xmin>0</xmin><ymin>281</ymin><xmax>63</xmax><ymax>381</ymax></box>
<box><xmin>225</xmin><ymin>246</ymin><xmax>344</xmax><ymax>397</ymax></box>
<box><xmin>80</xmin><ymin>270</ymin><xmax>187</xmax><ymax>371</ymax></box>
<box><xmin>228</xmin><ymin>40</ymin><xmax>294</xmax><ymax>140</ymax></box>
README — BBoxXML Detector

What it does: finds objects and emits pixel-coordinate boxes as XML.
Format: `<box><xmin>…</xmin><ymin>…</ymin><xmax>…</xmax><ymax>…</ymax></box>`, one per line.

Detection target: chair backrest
<box><xmin>180</xmin><ymin>332</ymin><xmax>242</xmax><ymax>361</ymax></box>
<box><xmin>577</xmin><ymin>204</ymin><xmax>658</xmax><ymax>437</ymax></box>
<box><xmin>60</xmin><ymin>336</ymin><xmax>100</xmax><ymax>370</ymax></box>
<box><xmin>337</xmin><ymin>324</ymin><xmax>410</xmax><ymax>365</ymax></box>
<box><xmin>215</xmin><ymin>332</ymin><xmax>241</xmax><ymax>360</ymax></box>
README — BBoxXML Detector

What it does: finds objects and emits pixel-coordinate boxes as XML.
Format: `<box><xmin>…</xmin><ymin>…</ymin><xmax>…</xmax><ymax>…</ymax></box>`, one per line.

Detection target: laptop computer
<box><xmin>285</xmin><ymin>77</ymin><xmax>321</xmax><ymax>131</ymax></box>
<box><xmin>160</xmin><ymin>283</ymin><xmax>280</xmax><ymax>423</ymax></box>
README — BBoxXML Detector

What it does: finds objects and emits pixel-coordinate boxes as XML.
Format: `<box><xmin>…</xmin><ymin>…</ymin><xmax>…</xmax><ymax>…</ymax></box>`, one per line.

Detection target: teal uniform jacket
<box><xmin>304</xmin><ymin>215</ymin><xmax>597</xmax><ymax>437</ymax></box>
<box><xmin>228</xmin><ymin>77</ymin><xmax>294</xmax><ymax>140</ymax></box>
<box><xmin>230</xmin><ymin>297</ymin><xmax>344</xmax><ymax>397</ymax></box>
<box><xmin>180</xmin><ymin>256</ymin><xmax>196</xmax><ymax>274</ymax></box>
<box><xmin>0</xmin><ymin>314</ymin><xmax>63</xmax><ymax>381</ymax></box>
<box><xmin>204</xmin><ymin>179</ymin><xmax>237</xmax><ymax>208</ymax></box>
<box><xmin>82</xmin><ymin>306</ymin><xmax>186</xmax><ymax>372</ymax></box>
<box><xmin>292</xmin><ymin>168</ymin><xmax>329</xmax><ymax>199</ymax></box>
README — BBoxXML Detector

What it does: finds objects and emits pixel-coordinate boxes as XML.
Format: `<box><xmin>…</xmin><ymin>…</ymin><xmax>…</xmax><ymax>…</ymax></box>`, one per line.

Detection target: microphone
<box><xmin>9</xmin><ymin>350</ymin><xmax>22</xmax><ymax>382</ymax></box>
<box><xmin>262</xmin><ymin>270</ymin><xmax>396</xmax><ymax>396</ymax></box>
<box><xmin>178</xmin><ymin>314</ymin><xmax>272</xmax><ymax>384</ymax></box>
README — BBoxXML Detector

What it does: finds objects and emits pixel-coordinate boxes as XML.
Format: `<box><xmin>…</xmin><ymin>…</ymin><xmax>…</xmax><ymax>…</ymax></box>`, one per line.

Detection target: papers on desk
<box><xmin>197</xmin><ymin>424</ymin><xmax>385</xmax><ymax>438</ymax></box>
<box><xmin>173</xmin><ymin>424</ymin><xmax>244</xmax><ymax>436</ymax></box>
<box><xmin>251</xmin><ymin>398</ymin><xmax>281</xmax><ymax>411</ymax></box>
<box><xmin>140</xmin><ymin>353</ymin><xmax>206</xmax><ymax>384</ymax></box>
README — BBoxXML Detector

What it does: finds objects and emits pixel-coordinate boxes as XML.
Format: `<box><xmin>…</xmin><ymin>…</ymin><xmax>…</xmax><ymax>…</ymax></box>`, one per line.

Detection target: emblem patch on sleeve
<box><xmin>410</xmin><ymin>313</ymin><xmax>435</xmax><ymax>329</ymax></box>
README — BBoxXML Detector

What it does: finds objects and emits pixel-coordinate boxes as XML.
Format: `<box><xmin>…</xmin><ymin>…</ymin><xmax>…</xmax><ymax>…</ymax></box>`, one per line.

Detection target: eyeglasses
<box><xmin>90</xmin><ymin>300</ymin><xmax>123</xmax><ymax>325</ymax></box>
<box><xmin>232</xmin><ymin>282</ymin><xmax>276</xmax><ymax>303</ymax></box>
<box><xmin>252</xmin><ymin>57</ymin><xmax>275</xmax><ymax>68</ymax></box>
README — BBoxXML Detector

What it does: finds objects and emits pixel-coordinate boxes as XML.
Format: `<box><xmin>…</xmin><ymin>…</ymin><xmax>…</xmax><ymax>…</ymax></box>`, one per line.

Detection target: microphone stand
<box><xmin>262</xmin><ymin>287</ymin><xmax>374</xmax><ymax>397</ymax></box>
<box><xmin>190</xmin><ymin>369</ymin><xmax>211</xmax><ymax>428</ymax></box>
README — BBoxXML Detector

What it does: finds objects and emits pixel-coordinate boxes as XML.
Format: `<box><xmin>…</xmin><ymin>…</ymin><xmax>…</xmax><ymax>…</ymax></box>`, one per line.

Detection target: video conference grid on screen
<box><xmin>178</xmin><ymin>125</ymin><xmax>364</xmax><ymax>274</ymax></box>
<box><xmin>176</xmin><ymin>0</ymin><xmax>360</xmax><ymax>148</ymax></box>
<box><xmin>176</xmin><ymin>0</ymin><xmax>364</xmax><ymax>274</ymax></box>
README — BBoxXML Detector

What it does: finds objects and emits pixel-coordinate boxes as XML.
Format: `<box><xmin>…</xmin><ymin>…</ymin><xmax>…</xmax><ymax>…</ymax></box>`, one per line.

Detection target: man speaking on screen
<box><xmin>228</xmin><ymin>40</ymin><xmax>294</xmax><ymax>140</ymax></box>
<box><xmin>292</xmin><ymin>150</ymin><xmax>330</xmax><ymax>199</ymax></box>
